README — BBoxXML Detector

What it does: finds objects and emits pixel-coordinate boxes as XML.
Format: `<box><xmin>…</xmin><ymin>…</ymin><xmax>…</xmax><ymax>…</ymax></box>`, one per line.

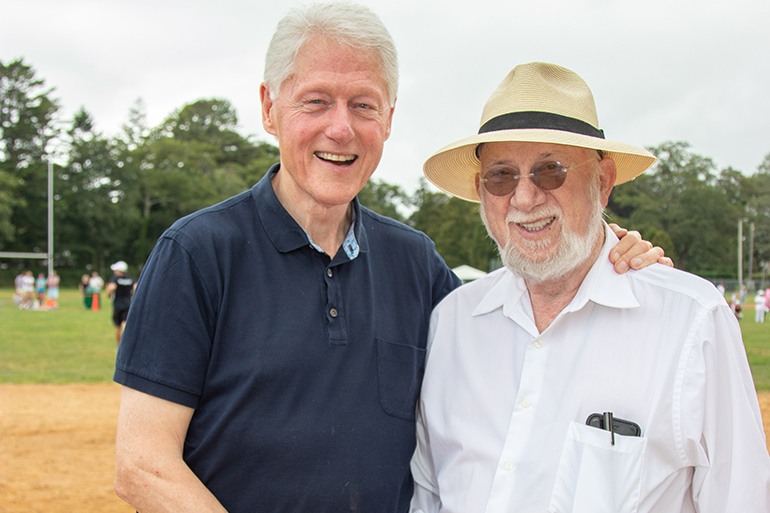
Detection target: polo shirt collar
<box><xmin>252</xmin><ymin>163</ymin><xmax>369</xmax><ymax>258</ymax></box>
<box><xmin>473</xmin><ymin>222</ymin><xmax>640</xmax><ymax>325</ymax></box>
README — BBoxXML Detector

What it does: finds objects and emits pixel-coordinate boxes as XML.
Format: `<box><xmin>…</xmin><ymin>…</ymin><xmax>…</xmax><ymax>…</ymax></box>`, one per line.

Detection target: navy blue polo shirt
<box><xmin>114</xmin><ymin>164</ymin><xmax>460</xmax><ymax>513</ymax></box>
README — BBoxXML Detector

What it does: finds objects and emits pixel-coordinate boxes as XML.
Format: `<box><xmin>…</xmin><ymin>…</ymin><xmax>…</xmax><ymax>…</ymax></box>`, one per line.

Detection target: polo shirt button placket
<box><xmin>326</xmin><ymin>268</ymin><xmax>333</xmax><ymax>278</ymax></box>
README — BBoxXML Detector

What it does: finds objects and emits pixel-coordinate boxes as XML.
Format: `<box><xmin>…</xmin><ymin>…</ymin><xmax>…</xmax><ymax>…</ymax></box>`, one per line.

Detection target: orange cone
<box><xmin>91</xmin><ymin>293</ymin><xmax>99</xmax><ymax>311</ymax></box>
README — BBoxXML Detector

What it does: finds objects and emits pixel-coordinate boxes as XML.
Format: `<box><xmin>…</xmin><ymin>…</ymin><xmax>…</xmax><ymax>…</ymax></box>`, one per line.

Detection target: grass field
<box><xmin>742</xmin><ymin>311</ymin><xmax>770</xmax><ymax>391</ymax></box>
<box><xmin>1</xmin><ymin>288</ymin><xmax>770</xmax><ymax>390</ymax></box>
<box><xmin>0</xmin><ymin>289</ymin><xmax>118</xmax><ymax>383</ymax></box>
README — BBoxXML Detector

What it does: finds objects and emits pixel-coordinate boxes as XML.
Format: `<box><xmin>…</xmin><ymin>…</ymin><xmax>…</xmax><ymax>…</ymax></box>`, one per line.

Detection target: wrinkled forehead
<box><xmin>289</xmin><ymin>36</ymin><xmax>391</xmax><ymax>96</ymax></box>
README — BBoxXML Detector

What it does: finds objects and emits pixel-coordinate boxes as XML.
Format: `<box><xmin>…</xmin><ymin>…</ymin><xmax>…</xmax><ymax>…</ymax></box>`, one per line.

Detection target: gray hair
<box><xmin>263</xmin><ymin>2</ymin><xmax>399</xmax><ymax>105</ymax></box>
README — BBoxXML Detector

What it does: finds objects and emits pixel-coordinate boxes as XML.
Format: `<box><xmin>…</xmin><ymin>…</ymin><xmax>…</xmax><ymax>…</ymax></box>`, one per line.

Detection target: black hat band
<box><xmin>478</xmin><ymin>111</ymin><xmax>605</xmax><ymax>139</ymax></box>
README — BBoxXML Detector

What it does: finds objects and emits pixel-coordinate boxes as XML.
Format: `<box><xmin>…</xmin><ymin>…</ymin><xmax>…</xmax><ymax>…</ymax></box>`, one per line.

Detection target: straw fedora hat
<box><xmin>423</xmin><ymin>62</ymin><xmax>657</xmax><ymax>202</ymax></box>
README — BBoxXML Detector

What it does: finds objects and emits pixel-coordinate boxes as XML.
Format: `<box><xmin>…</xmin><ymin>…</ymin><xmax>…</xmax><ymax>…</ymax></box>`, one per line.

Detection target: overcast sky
<box><xmin>3</xmin><ymin>0</ymin><xmax>768</xmax><ymax>193</ymax></box>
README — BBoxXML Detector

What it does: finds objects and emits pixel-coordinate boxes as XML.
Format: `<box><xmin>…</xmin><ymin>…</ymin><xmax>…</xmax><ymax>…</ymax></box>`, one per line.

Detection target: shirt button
<box><xmin>329</xmin><ymin>308</ymin><xmax>338</xmax><ymax>318</ymax></box>
<box><xmin>504</xmin><ymin>461</ymin><xmax>514</xmax><ymax>471</ymax></box>
<box><xmin>534</xmin><ymin>339</ymin><xmax>543</xmax><ymax>348</ymax></box>
<box><xmin>326</xmin><ymin>269</ymin><xmax>333</xmax><ymax>278</ymax></box>
<box><xmin>521</xmin><ymin>398</ymin><xmax>531</xmax><ymax>408</ymax></box>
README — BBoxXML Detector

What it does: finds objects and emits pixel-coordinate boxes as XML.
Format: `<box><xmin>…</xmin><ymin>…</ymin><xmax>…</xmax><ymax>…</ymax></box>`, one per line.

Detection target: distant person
<box><xmin>88</xmin><ymin>271</ymin><xmax>104</xmax><ymax>293</ymax></box>
<box><xmin>35</xmin><ymin>272</ymin><xmax>47</xmax><ymax>304</ymax></box>
<box><xmin>731</xmin><ymin>291</ymin><xmax>743</xmax><ymax>319</ymax></box>
<box><xmin>79</xmin><ymin>274</ymin><xmax>90</xmax><ymax>309</ymax></box>
<box><xmin>105</xmin><ymin>261</ymin><xmax>137</xmax><ymax>346</ymax></box>
<box><xmin>765</xmin><ymin>287</ymin><xmax>770</xmax><ymax>317</ymax></box>
<box><xmin>755</xmin><ymin>289</ymin><xmax>767</xmax><ymax>323</ymax></box>
<box><xmin>46</xmin><ymin>270</ymin><xmax>60</xmax><ymax>307</ymax></box>
<box><xmin>13</xmin><ymin>272</ymin><xmax>24</xmax><ymax>305</ymax></box>
<box><xmin>19</xmin><ymin>271</ymin><xmax>35</xmax><ymax>309</ymax></box>
<box><xmin>717</xmin><ymin>281</ymin><xmax>726</xmax><ymax>297</ymax></box>
<box><xmin>88</xmin><ymin>271</ymin><xmax>104</xmax><ymax>310</ymax></box>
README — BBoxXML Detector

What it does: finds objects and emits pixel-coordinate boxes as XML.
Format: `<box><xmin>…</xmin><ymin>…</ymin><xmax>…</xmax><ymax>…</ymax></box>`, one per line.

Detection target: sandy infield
<box><xmin>1</xmin><ymin>383</ymin><xmax>769</xmax><ymax>512</ymax></box>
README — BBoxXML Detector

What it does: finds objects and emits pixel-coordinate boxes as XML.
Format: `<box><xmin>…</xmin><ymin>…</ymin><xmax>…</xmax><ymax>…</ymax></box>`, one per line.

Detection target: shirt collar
<box><xmin>252</xmin><ymin>163</ymin><xmax>367</xmax><ymax>260</ymax></box>
<box><xmin>473</xmin><ymin>222</ymin><xmax>640</xmax><ymax>323</ymax></box>
<box><xmin>303</xmin><ymin>209</ymin><xmax>360</xmax><ymax>260</ymax></box>
<box><xmin>566</xmin><ymin>223</ymin><xmax>640</xmax><ymax>311</ymax></box>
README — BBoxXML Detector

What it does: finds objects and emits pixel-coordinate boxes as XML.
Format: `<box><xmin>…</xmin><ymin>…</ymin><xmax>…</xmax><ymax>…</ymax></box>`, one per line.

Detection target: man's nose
<box><xmin>326</xmin><ymin>103</ymin><xmax>354</xmax><ymax>143</ymax></box>
<box><xmin>510</xmin><ymin>174</ymin><xmax>546</xmax><ymax>212</ymax></box>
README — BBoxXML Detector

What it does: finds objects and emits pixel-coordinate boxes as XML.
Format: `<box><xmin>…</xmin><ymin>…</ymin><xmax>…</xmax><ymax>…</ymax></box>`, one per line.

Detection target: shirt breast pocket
<box><xmin>548</xmin><ymin>421</ymin><xmax>647</xmax><ymax>513</ymax></box>
<box><xmin>376</xmin><ymin>338</ymin><xmax>426</xmax><ymax>421</ymax></box>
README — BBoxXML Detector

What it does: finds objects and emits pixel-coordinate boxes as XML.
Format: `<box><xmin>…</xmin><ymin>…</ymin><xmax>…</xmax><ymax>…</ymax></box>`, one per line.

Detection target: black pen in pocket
<box><xmin>586</xmin><ymin>412</ymin><xmax>642</xmax><ymax>445</ymax></box>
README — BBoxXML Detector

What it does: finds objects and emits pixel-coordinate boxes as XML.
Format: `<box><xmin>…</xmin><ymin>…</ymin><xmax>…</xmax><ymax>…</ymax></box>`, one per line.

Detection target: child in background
<box><xmin>35</xmin><ymin>273</ymin><xmax>47</xmax><ymax>304</ymax></box>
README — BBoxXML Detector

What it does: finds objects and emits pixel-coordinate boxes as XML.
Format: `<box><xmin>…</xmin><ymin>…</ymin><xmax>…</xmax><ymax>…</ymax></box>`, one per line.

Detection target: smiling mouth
<box><xmin>315</xmin><ymin>151</ymin><xmax>357</xmax><ymax>166</ymax></box>
<box><xmin>517</xmin><ymin>217</ymin><xmax>556</xmax><ymax>232</ymax></box>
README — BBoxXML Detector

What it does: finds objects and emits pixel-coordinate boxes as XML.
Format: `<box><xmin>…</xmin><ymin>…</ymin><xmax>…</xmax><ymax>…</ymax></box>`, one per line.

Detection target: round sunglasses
<box><xmin>479</xmin><ymin>158</ymin><xmax>599</xmax><ymax>196</ymax></box>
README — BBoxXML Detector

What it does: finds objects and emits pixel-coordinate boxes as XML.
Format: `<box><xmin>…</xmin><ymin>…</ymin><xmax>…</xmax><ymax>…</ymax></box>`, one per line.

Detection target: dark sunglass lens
<box><xmin>485</xmin><ymin>179</ymin><xmax>515</xmax><ymax>196</ymax></box>
<box><xmin>483</xmin><ymin>170</ymin><xmax>517</xmax><ymax>196</ymax></box>
<box><xmin>532</xmin><ymin>162</ymin><xmax>567</xmax><ymax>190</ymax></box>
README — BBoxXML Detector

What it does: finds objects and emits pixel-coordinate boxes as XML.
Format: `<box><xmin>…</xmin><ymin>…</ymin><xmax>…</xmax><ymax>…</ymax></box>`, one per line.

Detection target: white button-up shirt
<box><xmin>411</xmin><ymin>225</ymin><xmax>770</xmax><ymax>513</ymax></box>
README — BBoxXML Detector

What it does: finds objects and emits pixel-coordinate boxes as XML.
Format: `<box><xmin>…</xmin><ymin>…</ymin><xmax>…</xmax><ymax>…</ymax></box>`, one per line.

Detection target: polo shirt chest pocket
<box><xmin>376</xmin><ymin>338</ymin><xmax>426</xmax><ymax>421</ymax></box>
<box><xmin>548</xmin><ymin>421</ymin><xmax>647</xmax><ymax>513</ymax></box>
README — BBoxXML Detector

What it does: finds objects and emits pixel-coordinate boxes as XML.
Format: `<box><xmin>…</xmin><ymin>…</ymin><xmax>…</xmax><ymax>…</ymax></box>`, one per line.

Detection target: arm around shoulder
<box><xmin>114</xmin><ymin>386</ymin><xmax>228</xmax><ymax>512</ymax></box>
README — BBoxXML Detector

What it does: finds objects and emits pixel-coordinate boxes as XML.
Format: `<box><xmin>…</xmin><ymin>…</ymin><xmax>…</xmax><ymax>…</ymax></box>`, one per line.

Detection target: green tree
<box><xmin>740</xmin><ymin>154</ymin><xmax>770</xmax><ymax>279</ymax></box>
<box><xmin>608</xmin><ymin>141</ymin><xmax>738</xmax><ymax>276</ymax></box>
<box><xmin>56</xmin><ymin>107</ymin><xmax>133</xmax><ymax>271</ymax></box>
<box><xmin>0</xmin><ymin>165</ymin><xmax>17</xmax><ymax>241</ymax></box>
<box><xmin>0</xmin><ymin>58</ymin><xmax>60</xmax><ymax>251</ymax></box>
<box><xmin>409</xmin><ymin>179</ymin><xmax>497</xmax><ymax>271</ymax></box>
<box><xmin>126</xmin><ymin>135</ymin><xmax>223</xmax><ymax>261</ymax></box>
<box><xmin>118</xmin><ymin>98</ymin><xmax>279</xmax><ymax>264</ymax></box>
<box><xmin>158</xmin><ymin>98</ymin><xmax>273</xmax><ymax>174</ymax></box>
<box><xmin>121</xmin><ymin>98</ymin><xmax>150</xmax><ymax>151</ymax></box>
<box><xmin>358</xmin><ymin>178</ymin><xmax>408</xmax><ymax>222</ymax></box>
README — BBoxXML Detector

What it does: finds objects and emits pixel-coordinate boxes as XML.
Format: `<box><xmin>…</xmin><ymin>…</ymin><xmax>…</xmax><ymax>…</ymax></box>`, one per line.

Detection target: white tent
<box><xmin>452</xmin><ymin>265</ymin><xmax>488</xmax><ymax>283</ymax></box>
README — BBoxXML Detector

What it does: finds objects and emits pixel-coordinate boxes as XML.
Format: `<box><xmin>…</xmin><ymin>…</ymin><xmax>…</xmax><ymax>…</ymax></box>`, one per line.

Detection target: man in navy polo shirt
<box><xmin>112</xmin><ymin>3</ymin><xmax>667</xmax><ymax>512</ymax></box>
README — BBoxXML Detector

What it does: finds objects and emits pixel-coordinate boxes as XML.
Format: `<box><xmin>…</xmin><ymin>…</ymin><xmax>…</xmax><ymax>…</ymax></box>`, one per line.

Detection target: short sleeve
<box><xmin>114</xmin><ymin>233</ymin><xmax>218</xmax><ymax>409</ymax></box>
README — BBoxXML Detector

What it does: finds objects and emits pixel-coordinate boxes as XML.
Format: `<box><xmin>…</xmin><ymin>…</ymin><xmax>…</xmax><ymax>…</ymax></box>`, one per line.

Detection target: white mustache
<box><xmin>505</xmin><ymin>206</ymin><xmax>561</xmax><ymax>225</ymax></box>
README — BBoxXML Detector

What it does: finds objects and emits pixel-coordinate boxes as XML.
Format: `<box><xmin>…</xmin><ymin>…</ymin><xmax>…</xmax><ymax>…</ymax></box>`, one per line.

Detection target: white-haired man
<box><xmin>410</xmin><ymin>62</ymin><xmax>770</xmax><ymax>512</ymax></box>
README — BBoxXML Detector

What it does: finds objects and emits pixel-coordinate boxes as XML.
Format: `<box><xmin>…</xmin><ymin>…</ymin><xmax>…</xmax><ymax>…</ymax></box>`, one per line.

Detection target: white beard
<box><xmin>480</xmin><ymin>178</ymin><xmax>605</xmax><ymax>284</ymax></box>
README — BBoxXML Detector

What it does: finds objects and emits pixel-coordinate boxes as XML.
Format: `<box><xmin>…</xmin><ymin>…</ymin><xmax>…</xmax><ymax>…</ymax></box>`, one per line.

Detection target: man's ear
<box><xmin>260</xmin><ymin>83</ymin><xmax>277</xmax><ymax>136</ymax></box>
<box><xmin>384</xmin><ymin>98</ymin><xmax>396</xmax><ymax>141</ymax></box>
<box><xmin>598</xmin><ymin>157</ymin><xmax>617</xmax><ymax>207</ymax></box>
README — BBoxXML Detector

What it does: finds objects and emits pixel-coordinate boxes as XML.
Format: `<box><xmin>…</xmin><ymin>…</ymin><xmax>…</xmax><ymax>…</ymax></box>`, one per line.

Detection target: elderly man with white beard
<box><xmin>409</xmin><ymin>62</ymin><xmax>770</xmax><ymax>513</ymax></box>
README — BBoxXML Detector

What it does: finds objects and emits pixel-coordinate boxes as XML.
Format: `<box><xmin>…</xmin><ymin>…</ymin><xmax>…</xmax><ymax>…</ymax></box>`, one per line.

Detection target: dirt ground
<box><xmin>1</xmin><ymin>384</ymin><xmax>769</xmax><ymax>512</ymax></box>
<box><xmin>0</xmin><ymin>384</ymin><xmax>132</xmax><ymax>512</ymax></box>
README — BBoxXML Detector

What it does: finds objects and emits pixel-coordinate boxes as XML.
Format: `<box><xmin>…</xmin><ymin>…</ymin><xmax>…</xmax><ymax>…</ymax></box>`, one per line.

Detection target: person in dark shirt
<box><xmin>105</xmin><ymin>260</ymin><xmax>136</xmax><ymax>346</ymax></box>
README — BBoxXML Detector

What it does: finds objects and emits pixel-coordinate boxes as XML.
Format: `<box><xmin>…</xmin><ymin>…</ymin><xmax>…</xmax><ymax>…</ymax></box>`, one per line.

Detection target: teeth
<box><xmin>520</xmin><ymin>217</ymin><xmax>554</xmax><ymax>232</ymax></box>
<box><xmin>315</xmin><ymin>152</ymin><xmax>356</xmax><ymax>163</ymax></box>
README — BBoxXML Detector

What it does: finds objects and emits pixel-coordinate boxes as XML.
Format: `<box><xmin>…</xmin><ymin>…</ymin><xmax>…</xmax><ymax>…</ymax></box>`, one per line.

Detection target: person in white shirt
<box><xmin>756</xmin><ymin>289</ymin><xmax>767</xmax><ymax>323</ymax></box>
<box><xmin>410</xmin><ymin>62</ymin><xmax>770</xmax><ymax>513</ymax></box>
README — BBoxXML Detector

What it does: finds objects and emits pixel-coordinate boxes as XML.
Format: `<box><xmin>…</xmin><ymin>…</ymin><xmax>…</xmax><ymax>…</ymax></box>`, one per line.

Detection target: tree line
<box><xmin>2</xmin><ymin>57</ymin><xmax>769</xmax><ymax>286</ymax></box>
